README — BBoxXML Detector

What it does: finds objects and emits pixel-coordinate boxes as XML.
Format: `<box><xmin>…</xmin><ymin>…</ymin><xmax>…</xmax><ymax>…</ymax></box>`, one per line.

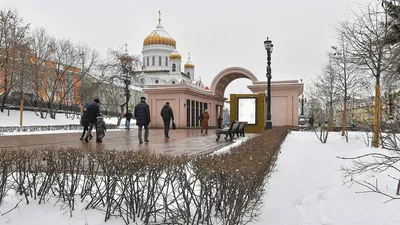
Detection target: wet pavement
<box><xmin>0</xmin><ymin>129</ymin><xmax>256</xmax><ymax>156</ymax></box>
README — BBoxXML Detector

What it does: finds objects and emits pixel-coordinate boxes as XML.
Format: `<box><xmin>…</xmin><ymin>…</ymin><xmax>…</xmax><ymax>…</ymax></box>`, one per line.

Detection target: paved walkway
<box><xmin>0</xmin><ymin>129</ymin><xmax>255</xmax><ymax>156</ymax></box>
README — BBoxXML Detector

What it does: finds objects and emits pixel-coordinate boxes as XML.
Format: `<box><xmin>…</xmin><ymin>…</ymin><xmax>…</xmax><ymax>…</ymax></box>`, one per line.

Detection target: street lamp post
<box><xmin>120</xmin><ymin>51</ymin><xmax>133</xmax><ymax>114</ymax></box>
<box><xmin>264</xmin><ymin>37</ymin><xmax>274</xmax><ymax>130</ymax></box>
<box><xmin>299</xmin><ymin>94</ymin><xmax>306</xmax><ymax>117</ymax></box>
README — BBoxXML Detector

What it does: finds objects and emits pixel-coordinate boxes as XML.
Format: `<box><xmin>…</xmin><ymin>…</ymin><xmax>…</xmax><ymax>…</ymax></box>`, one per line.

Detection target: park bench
<box><xmin>236</xmin><ymin>121</ymin><xmax>248</xmax><ymax>138</ymax></box>
<box><xmin>215</xmin><ymin>121</ymin><xmax>242</xmax><ymax>141</ymax></box>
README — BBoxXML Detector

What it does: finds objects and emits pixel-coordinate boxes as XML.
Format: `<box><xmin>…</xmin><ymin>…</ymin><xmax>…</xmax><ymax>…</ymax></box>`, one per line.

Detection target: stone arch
<box><xmin>210</xmin><ymin>67</ymin><xmax>258</xmax><ymax>98</ymax></box>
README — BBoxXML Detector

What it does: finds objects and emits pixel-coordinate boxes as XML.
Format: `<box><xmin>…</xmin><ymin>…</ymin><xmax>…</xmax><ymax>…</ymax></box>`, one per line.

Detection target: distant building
<box><xmin>135</xmin><ymin>13</ymin><xmax>204</xmax><ymax>89</ymax></box>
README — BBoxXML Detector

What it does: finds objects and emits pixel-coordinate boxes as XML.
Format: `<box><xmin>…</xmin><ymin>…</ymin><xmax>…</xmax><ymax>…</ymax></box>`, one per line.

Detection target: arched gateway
<box><xmin>210</xmin><ymin>67</ymin><xmax>258</xmax><ymax>98</ymax></box>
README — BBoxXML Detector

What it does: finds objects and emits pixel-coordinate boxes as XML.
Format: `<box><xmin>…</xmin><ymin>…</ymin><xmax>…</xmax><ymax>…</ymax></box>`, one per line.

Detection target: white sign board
<box><xmin>238</xmin><ymin>98</ymin><xmax>256</xmax><ymax>125</ymax></box>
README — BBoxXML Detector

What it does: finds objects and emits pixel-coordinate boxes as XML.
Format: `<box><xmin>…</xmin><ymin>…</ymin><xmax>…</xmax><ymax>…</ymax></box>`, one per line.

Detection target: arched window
<box><xmin>146</xmin><ymin>57</ymin><xmax>149</xmax><ymax>66</ymax></box>
<box><xmin>172</xmin><ymin>64</ymin><xmax>176</xmax><ymax>72</ymax></box>
<box><xmin>187</xmin><ymin>72</ymin><xmax>190</xmax><ymax>77</ymax></box>
<box><xmin>140</xmin><ymin>78</ymin><xmax>145</xmax><ymax>84</ymax></box>
<box><xmin>172</xmin><ymin>81</ymin><xmax>176</xmax><ymax>84</ymax></box>
<box><xmin>152</xmin><ymin>56</ymin><xmax>155</xmax><ymax>66</ymax></box>
<box><xmin>159</xmin><ymin>56</ymin><xmax>162</xmax><ymax>66</ymax></box>
<box><xmin>155</xmin><ymin>79</ymin><xmax>159</xmax><ymax>84</ymax></box>
<box><xmin>165</xmin><ymin>57</ymin><xmax>168</xmax><ymax>66</ymax></box>
<box><xmin>143</xmin><ymin>58</ymin><xmax>145</xmax><ymax>68</ymax></box>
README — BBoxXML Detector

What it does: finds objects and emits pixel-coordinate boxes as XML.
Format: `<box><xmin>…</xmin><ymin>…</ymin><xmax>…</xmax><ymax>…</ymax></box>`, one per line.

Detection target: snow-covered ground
<box><xmin>0</xmin><ymin>131</ymin><xmax>398</xmax><ymax>224</ymax></box>
<box><xmin>250</xmin><ymin>131</ymin><xmax>399</xmax><ymax>225</ymax></box>
<box><xmin>0</xmin><ymin>110</ymin><xmax>120</xmax><ymax>126</ymax></box>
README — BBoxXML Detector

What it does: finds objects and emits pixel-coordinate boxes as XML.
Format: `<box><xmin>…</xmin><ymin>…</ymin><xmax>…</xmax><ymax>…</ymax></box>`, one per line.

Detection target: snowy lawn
<box><xmin>251</xmin><ymin>131</ymin><xmax>400</xmax><ymax>225</ymax></box>
<box><xmin>0</xmin><ymin>110</ymin><xmax>121</xmax><ymax>126</ymax></box>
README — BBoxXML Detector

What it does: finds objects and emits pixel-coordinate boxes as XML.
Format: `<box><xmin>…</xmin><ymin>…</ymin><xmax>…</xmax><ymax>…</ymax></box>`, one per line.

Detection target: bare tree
<box><xmin>98</xmin><ymin>48</ymin><xmax>142</xmax><ymax>125</ymax></box>
<box><xmin>312</xmin><ymin>60</ymin><xmax>339</xmax><ymax>143</ymax></box>
<box><xmin>43</xmin><ymin>39</ymin><xmax>99</xmax><ymax>119</ymax></box>
<box><xmin>0</xmin><ymin>9</ymin><xmax>30</xmax><ymax>112</ymax></box>
<box><xmin>28</xmin><ymin>27</ymin><xmax>56</xmax><ymax>118</ymax></box>
<box><xmin>338</xmin><ymin>1</ymin><xmax>400</xmax><ymax>147</ymax></box>
<box><xmin>330</xmin><ymin>34</ymin><xmax>365</xmax><ymax>136</ymax></box>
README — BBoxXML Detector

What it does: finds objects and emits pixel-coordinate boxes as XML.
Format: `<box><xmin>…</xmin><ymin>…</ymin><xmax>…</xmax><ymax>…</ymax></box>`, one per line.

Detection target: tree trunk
<box><xmin>329</xmin><ymin>101</ymin><xmax>333</xmax><ymax>131</ymax></box>
<box><xmin>117</xmin><ymin>105</ymin><xmax>124</xmax><ymax>126</ymax></box>
<box><xmin>373</xmin><ymin>83</ymin><xmax>381</xmax><ymax>148</ymax></box>
<box><xmin>341</xmin><ymin>100</ymin><xmax>347</xmax><ymax>136</ymax></box>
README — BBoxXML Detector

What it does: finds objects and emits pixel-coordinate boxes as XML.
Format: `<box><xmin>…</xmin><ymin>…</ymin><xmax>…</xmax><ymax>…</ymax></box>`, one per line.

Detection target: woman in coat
<box><xmin>80</xmin><ymin>104</ymin><xmax>93</xmax><ymax>140</ymax></box>
<box><xmin>201</xmin><ymin>109</ymin><xmax>210</xmax><ymax>134</ymax></box>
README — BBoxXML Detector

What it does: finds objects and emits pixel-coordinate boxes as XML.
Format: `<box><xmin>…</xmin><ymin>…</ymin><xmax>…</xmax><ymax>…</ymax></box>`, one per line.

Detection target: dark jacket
<box><xmin>87</xmin><ymin>102</ymin><xmax>100</xmax><ymax>123</ymax></box>
<box><xmin>124</xmin><ymin>112</ymin><xmax>133</xmax><ymax>120</ymax></box>
<box><xmin>160</xmin><ymin>105</ymin><xmax>174</xmax><ymax>121</ymax></box>
<box><xmin>134</xmin><ymin>101</ymin><xmax>151</xmax><ymax>126</ymax></box>
<box><xmin>80</xmin><ymin>110</ymin><xmax>90</xmax><ymax>126</ymax></box>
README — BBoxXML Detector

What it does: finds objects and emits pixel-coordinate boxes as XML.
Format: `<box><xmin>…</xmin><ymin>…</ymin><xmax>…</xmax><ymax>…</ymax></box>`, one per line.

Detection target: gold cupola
<box><xmin>143</xmin><ymin>12</ymin><xmax>176</xmax><ymax>48</ymax></box>
<box><xmin>184</xmin><ymin>62</ymin><xmax>195</xmax><ymax>69</ymax></box>
<box><xmin>169</xmin><ymin>50</ymin><xmax>182</xmax><ymax>60</ymax></box>
<box><xmin>184</xmin><ymin>53</ymin><xmax>195</xmax><ymax>69</ymax></box>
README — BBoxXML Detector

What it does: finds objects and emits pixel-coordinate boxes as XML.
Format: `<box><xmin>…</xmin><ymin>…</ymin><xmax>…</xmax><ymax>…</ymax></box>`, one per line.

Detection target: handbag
<box><xmin>172</xmin><ymin>122</ymin><xmax>176</xmax><ymax>130</ymax></box>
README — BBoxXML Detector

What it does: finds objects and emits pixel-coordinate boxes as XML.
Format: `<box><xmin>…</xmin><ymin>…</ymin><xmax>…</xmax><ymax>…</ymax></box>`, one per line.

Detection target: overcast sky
<box><xmin>3</xmin><ymin>0</ymin><xmax>370</xmax><ymax>98</ymax></box>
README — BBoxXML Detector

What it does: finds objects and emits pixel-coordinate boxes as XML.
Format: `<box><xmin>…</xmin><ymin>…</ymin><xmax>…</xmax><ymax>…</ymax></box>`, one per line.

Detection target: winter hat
<box><xmin>84</xmin><ymin>103</ymin><xmax>89</xmax><ymax>108</ymax></box>
<box><xmin>94</xmin><ymin>98</ymin><xmax>100</xmax><ymax>103</ymax></box>
<box><xmin>140</xmin><ymin>96</ymin><xmax>146</xmax><ymax>100</ymax></box>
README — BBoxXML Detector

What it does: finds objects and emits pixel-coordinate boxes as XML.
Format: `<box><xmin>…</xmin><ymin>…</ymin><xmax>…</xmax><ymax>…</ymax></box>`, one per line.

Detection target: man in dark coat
<box><xmin>160</xmin><ymin>102</ymin><xmax>174</xmax><ymax>138</ymax></box>
<box><xmin>84</xmin><ymin>98</ymin><xmax>101</xmax><ymax>143</ymax></box>
<box><xmin>124</xmin><ymin>110</ymin><xmax>133</xmax><ymax>131</ymax></box>
<box><xmin>134</xmin><ymin>96</ymin><xmax>150</xmax><ymax>144</ymax></box>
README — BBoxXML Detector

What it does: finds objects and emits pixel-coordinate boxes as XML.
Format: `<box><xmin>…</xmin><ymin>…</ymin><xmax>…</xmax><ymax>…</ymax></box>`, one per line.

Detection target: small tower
<box><xmin>169</xmin><ymin>50</ymin><xmax>182</xmax><ymax>74</ymax></box>
<box><xmin>184</xmin><ymin>53</ymin><xmax>195</xmax><ymax>80</ymax></box>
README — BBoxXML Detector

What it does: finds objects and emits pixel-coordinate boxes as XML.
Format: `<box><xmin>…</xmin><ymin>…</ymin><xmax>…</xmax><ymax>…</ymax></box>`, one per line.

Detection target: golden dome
<box><xmin>143</xmin><ymin>24</ymin><xmax>176</xmax><ymax>48</ymax></box>
<box><xmin>169</xmin><ymin>50</ymin><xmax>181</xmax><ymax>60</ymax></box>
<box><xmin>184</xmin><ymin>60</ymin><xmax>195</xmax><ymax>69</ymax></box>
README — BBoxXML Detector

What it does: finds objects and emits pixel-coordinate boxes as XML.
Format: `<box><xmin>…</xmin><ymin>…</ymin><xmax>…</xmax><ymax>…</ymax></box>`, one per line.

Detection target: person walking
<box><xmin>124</xmin><ymin>109</ymin><xmax>133</xmax><ymax>131</ymax></box>
<box><xmin>84</xmin><ymin>98</ymin><xmax>101</xmax><ymax>143</ymax></box>
<box><xmin>160</xmin><ymin>102</ymin><xmax>174</xmax><ymax>138</ymax></box>
<box><xmin>134</xmin><ymin>97</ymin><xmax>151</xmax><ymax>144</ymax></box>
<box><xmin>201</xmin><ymin>109</ymin><xmax>210</xmax><ymax>134</ymax></box>
<box><xmin>80</xmin><ymin>103</ymin><xmax>93</xmax><ymax>140</ymax></box>
<box><xmin>96</xmin><ymin>114</ymin><xmax>107</xmax><ymax>142</ymax></box>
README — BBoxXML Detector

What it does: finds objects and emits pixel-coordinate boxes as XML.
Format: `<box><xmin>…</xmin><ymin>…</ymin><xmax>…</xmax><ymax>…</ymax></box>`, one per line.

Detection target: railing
<box><xmin>0</xmin><ymin>124</ymin><xmax>119</xmax><ymax>134</ymax></box>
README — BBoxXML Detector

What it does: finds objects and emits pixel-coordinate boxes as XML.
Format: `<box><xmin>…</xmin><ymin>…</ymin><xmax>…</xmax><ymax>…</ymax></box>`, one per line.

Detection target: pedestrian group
<box><xmin>80</xmin><ymin>96</ymin><xmax>210</xmax><ymax>144</ymax></box>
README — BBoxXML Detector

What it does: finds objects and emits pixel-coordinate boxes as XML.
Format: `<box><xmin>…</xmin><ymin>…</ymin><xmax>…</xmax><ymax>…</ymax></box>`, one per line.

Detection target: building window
<box><xmin>191</xmin><ymin>100</ymin><xmax>195</xmax><ymax>127</ymax></box>
<box><xmin>187</xmin><ymin>99</ymin><xmax>191</xmax><ymax>127</ymax></box>
<box><xmin>187</xmin><ymin>72</ymin><xmax>190</xmax><ymax>77</ymax></box>
<box><xmin>140</xmin><ymin>78</ymin><xmax>145</xmax><ymax>84</ymax></box>
<box><xmin>165</xmin><ymin>57</ymin><xmax>168</xmax><ymax>66</ymax></box>
<box><xmin>152</xmin><ymin>56</ymin><xmax>155</xmax><ymax>66</ymax></box>
<box><xmin>196</xmin><ymin>101</ymin><xmax>199</xmax><ymax>127</ymax></box>
<box><xmin>146</xmin><ymin>57</ymin><xmax>149</xmax><ymax>66</ymax></box>
<box><xmin>155</xmin><ymin>79</ymin><xmax>159</xmax><ymax>84</ymax></box>
<box><xmin>143</xmin><ymin>57</ymin><xmax>145</xmax><ymax>67</ymax></box>
<box><xmin>172</xmin><ymin>64</ymin><xmax>176</xmax><ymax>72</ymax></box>
<box><xmin>172</xmin><ymin>81</ymin><xmax>175</xmax><ymax>84</ymax></box>
<box><xmin>159</xmin><ymin>56</ymin><xmax>162</xmax><ymax>66</ymax></box>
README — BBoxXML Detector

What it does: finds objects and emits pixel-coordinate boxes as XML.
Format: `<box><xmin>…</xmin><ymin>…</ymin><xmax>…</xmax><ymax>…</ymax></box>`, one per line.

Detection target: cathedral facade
<box><xmin>136</xmin><ymin>14</ymin><xmax>204</xmax><ymax>89</ymax></box>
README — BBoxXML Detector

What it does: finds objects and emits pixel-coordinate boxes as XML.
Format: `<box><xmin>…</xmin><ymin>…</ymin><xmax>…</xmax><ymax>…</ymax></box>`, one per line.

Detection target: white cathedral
<box><xmin>136</xmin><ymin>14</ymin><xmax>205</xmax><ymax>89</ymax></box>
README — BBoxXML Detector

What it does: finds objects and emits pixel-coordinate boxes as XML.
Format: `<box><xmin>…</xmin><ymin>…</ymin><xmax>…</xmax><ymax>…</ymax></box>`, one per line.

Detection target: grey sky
<box><xmin>3</xmin><ymin>0</ymin><xmax>369</xmax><ymax>98</ymax></box>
